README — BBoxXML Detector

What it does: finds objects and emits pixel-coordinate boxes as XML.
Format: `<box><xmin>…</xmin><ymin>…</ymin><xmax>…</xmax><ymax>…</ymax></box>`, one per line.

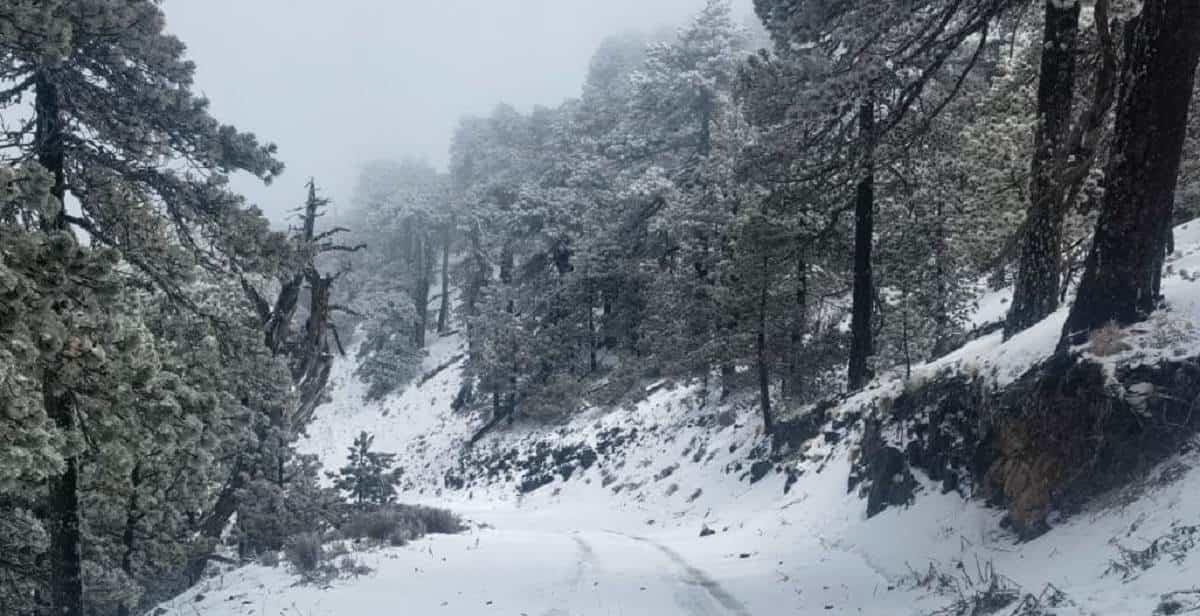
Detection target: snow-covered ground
<box><xmin>160</xmin><ymin>220</ymin><xmax>1200</xmax><ymax>616</ymax></box>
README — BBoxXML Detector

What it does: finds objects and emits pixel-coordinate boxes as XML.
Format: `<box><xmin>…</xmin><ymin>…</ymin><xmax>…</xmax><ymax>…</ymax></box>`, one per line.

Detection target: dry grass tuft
<box><xmin>1089</xmin><ymin>321</ymin><xmax>1132</xmax><ymax>357</ymax></box>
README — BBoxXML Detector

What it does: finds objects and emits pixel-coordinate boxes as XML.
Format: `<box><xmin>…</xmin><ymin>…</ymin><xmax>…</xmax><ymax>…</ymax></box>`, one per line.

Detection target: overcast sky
<box><xmin>164</xmin><ymin>0</ymin><xmax>755</xmax><ymax>225</ymax></box>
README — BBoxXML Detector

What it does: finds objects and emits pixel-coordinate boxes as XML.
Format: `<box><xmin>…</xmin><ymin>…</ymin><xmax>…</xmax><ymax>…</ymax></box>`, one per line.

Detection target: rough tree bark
<box><xmin>43</xmin><ymin>388</ymin><xmax>82</xmax><ymax>616</ymax></box>
<box><xmin>182</xmin><ymin>457</ymin><xmax>242</xmax><ymax>584</ymax></box>
<box><xmin>1006</xmin><ymin>0</ymin><xmax>1081</xmax><ymax>337</ymax></box>
<box><xmin>35</xmin><ymin>67</ymin><xmax>84</xmax><ymax>616</ymax></box>
<box><xmin>292</xmin><ymin>268</ymin><xmax>338</xmax><ymax>427</ymax></box>
<box><xmin>34</xmin><ymin>71</ymin><xmax>66</xmax><ymax>225</ymax></box>
<box><xmin>1062</xmin><ymin>1</ymin><xmax>1200</xmax><ymax>343</ymax></box>
<box><xmin>848</xmin><ymin>95</ymin><xmax>876</xmax><ymax>391</ymax></box>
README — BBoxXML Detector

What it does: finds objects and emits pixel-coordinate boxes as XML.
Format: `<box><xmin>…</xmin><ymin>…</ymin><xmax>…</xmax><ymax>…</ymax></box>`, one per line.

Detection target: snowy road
<box><xmin>340</xmin><ymin>527</ymin><xmax>755</xmax><ymax>616</ymax></box>
<box><xmin>218</xmin><ymin>328</ymin><xmax>904</xmax><ymax>616</ymax></box>
<box><xmin>414</xmin><ymin>528</ymin><xmax>754</xmax><ymax>616</ymax></box>
<box><xmin>167</xmin><ymin>527</ymin><xmax>767</xmax><ymax>616</ymax></box>
<box><xmin>166</xmin><ymin>497</ymin><xmax>916</xmax><ymax>616</ymax></box>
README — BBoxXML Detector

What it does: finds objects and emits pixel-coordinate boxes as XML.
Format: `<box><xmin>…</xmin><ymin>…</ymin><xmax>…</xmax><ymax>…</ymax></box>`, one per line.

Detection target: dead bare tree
<box><xmin>187</xmin><ymin>179</ymin><xmax>363</xmax><ymax>583</ymax></box>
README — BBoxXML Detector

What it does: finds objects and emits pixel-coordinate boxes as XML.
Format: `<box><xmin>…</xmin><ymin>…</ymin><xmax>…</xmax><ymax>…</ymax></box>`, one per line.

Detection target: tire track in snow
<box><xmin>568</xmin><ymin>533</ymin><xmax>596</xmax><ymax>588</ymax></box>
<box><xmin>536</xmin><ymin>534</ymin><xmax>597</xmax><ymax>616</ymax></box>
<box><xmin>607</xmin><ymin>531</ymin><xmax>752</xmax><ymax>616</ymax></box>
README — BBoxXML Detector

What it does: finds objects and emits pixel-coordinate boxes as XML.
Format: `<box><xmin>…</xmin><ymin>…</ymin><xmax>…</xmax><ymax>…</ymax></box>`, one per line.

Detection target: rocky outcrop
<box><xmin>849</xmin><ymin>419</ymin><xmax>918</xmax><ymax>518</ymax></box>
<box><xmin>847</xmin><ymin>353</ymin><xmax>1200</xmax><ymax>536</ymax></box>
<box><xmin>987</xmin><ymin>354</ymin><xmax>1200</xmax><ymax>537</ymax></box>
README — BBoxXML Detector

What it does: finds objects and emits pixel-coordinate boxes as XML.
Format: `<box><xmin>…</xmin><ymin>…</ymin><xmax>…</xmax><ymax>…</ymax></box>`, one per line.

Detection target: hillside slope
<box><xmin>160</xmin><ymin>220</ymin><xmax>1200</xmax><ymax>616</ymax></box>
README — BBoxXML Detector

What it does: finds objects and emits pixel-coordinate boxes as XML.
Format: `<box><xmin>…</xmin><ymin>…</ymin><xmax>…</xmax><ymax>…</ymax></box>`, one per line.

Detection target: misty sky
<box><xmin>164</xmin><ymin>0</ymin><xmax>755</xmax><ymax>225</ymax></box>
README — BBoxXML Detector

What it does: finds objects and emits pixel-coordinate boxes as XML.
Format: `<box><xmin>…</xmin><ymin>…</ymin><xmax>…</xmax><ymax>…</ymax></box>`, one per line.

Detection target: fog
<box><xmin>164</xmin><ymin>0</ymin><xmax>755</xmax><ymax>225</ymax></box>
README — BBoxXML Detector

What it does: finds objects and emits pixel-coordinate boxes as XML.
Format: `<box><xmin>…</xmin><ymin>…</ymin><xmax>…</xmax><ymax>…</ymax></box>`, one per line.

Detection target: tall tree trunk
<box><xmin>901</xmin><ymin>294</ymin><xmax>913</xmax><ymax>380</ymax></box>
<box><xmin>699</xmin><ymin>90</ymin><xmax>737</xmax><ymax>400</ymax></box>
<box><xmin>848</xmin><ymin>95</ymin><xmax>876</xmax><ymax>391</ymax></box>
<box><xmin>756</xmin><ymin>256</ymin><xmax>774</xmax><ymax>435</ymax></box>
<box><xmin>931</xmin><ymin>202</ymin><xmax>952</xmax><ymax>357</ymax></box>
<box><xmin>293</xmin><ymin>271</ymin><xmax>336</xmax><ymax>427</ymax></box>
<box><xmin>783</xmin><ymin>251</ymin><xmax>808</xmax><ymax>401</ymax></box>
<box><xmin>1006</xmin><ymin>1</ymin><xmax>1081</xmax><ymax>337</ymax></box>
<box><xmin>203</xmin><ymin>182</ymin><xmax>348</xmax><ymax>582</ymax></box>
<box><xmin>183</xmin><ymin>458</ymin><xmax>243</xmax><ymax>583</ymax></box>
<box><xmin>464</xmin><ymin>221</ymin><xmax>486</xmax><ymax>317</ymax></box>
<box><xmin>437</xmin><ymin>224</ymin><xmax>451</xmax><ymax>334</ymax></box>
<box><xmin>36</xmin><ymin>69</ymin><xmax>84</xmax><ymax>616</ymax></box>
<box><xmin>34</xmin><ymin>71</ymin><xmax>66</xmax><ymax>226</ymax></box>
<box><xmin>117</xmin><ymin>464</ymin><xmax>143</xmax><ymax>616</ymax></box>
<box><xmin>499</xmin><ymin>242</ymin><xmax>513</xmax><ymax>286</ymax></box>
<box><xmin>1063</xmin><ymin>2</ymin><xmax>1200</xmax><ymax>343</ymax></box>
<box><xmin>587</xmin><ymin>282</ymin><xmax>598</xmax><ymax>373</ymax></box>
<box><xmin>1152</xmin><ymin>198</ymin><xmax>1175</xmax><ymax>299</ymax></box>
<box><xmin>499</xmin><ymin>243</ymin><xmax>516</xmax><ymax>420</ymax></box>
<box><xmin>43</xmin><ymin>386</ymin><xmax>83</xmax><ymax>616</ymax></box>
<box><xmin>413</xmin><ymin>234</ymin><xmax>432</xmax><ymax>349</ymax></box>
<box><xmin>462</xmin><ymin>221</ymin><xmax>486</xmax><ymax>405</ymax></box>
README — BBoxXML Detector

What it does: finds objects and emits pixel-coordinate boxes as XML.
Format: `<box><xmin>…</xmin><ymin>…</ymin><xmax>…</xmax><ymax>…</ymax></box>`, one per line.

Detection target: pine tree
<box><xmin>355</xmin><ymin>299</ymin><xmax>423</xmax><ymax>400</ymax></box>
<box><xmin>753</xmin><ymin>0</ymin><xmax>1016</xmax><ymax>391</ymax></box>
<box><xmin>190</xmin><ymin>181</ymin><xmax>358</xmax><ymax>582</ymax></box>
<box><xmin>119</xmin><ymin>273</ymin><xmax>289</xmax><ymax>608</ymax></box>
<box><xmin>236</xmin><ymin>453</ymin><xmax>340</xmax><ymax>558</ymax></box>
<box><xmin>0</xmin><ymin>0</ymin><xmax>283</xmax><ymax>273</ymax></box>
<box><xmin>331</xmin><ymin>432</ymin><xmax>401</xmax><ymax>509</ymax></box>
<box><xmin>1</xmin><ymin>163</ymin><xmax>278</xmax><ymax>615</ymax></box>
<box><xmin>628</xmin><ymin>0</ymin><xmax>749</xmax><ymax>398</ymax></box>
<box><xmin>0</xmin><ymin>166</ymin><xmax>125</xmax><ymax>616</ymax></box>
<box><xmin>1062</xmin><ymin>1</ymin><xmax>1200</xmax><ymax>342</ymax></box>
<box><xmin>2</xmin><ymin>5</ymin><xmax>286</xmax><ymax>613</ymax></box>
<box><xmin>1007</xmin><ymin>0</ymin><xmax>1118</xmax><ymax>336</ymax></box>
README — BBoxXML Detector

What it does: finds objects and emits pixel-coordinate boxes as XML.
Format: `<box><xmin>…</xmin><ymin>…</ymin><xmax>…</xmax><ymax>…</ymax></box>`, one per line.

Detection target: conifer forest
<box><xmin>3</xmin><ymin>1</ymin><xmax>1200</xmax><ymax>615</ymax></box>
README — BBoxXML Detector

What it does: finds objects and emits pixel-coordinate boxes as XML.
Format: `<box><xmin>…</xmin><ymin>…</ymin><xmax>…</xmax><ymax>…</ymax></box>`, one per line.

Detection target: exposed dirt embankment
<box><xmin>850</xmin><ymin>353</ymin><xmax>1200</xmax><ymax>537</ymax></box>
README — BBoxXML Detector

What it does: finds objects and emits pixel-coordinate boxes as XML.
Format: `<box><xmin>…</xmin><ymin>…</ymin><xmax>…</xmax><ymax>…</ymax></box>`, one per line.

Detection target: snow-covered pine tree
<box><xmin>0</xmin><ymin>164</ymin><xmax>286</xmax><ymax>615</ymax></box>
<box><xmin>0</xmin><ymin>0</ymin><xmax>284</xmax><ymax>273</ymax></box>
<box><xmin>752</xmin><ymin>0</ymin><xmax>1018</xmax><ymax>390</ymax></box>
<box><xmin>450</xmin><ymin>104</ymin><xmax>545</xmax><ymax>428</ymax></box>
<box><xmin>626</xmin><ymin>0</ymin><xmax>749</xmax><ymax>399</ymax></box>
<box><xmin>331</xmin><ymin>432</ymin><xmax>402</xmax><ymax>509</ymax></box>
<box><xmin>0</xmin><ymin>165</ymin><xmax>122</xmax><ymax>615</ymax></box>
<box><xmin>872</xmin><ymin>35</ymin><xmax>1034</xmax><ymax>371</ymax></box>
<box><xmin>0</xmin><ymin>4</ymin><xmax>339</xmax><ymax>613</ymax></box>
<box><xmin>78</xmin><ymin>273</ymin><xmax>291</xmax><ymax>614</ymax></box>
